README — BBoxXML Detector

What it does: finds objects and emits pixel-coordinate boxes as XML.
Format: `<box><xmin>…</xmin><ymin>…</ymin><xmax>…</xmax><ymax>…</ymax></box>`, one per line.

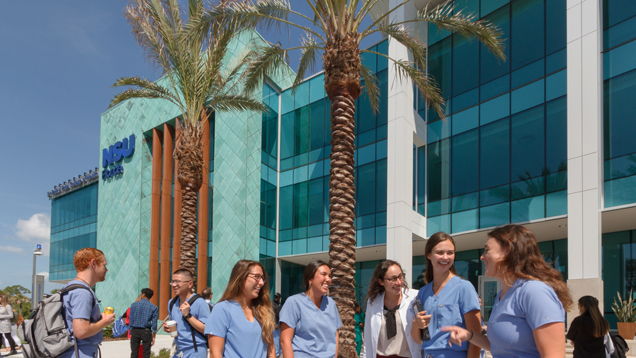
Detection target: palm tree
<box><xmin>110</xmin><ymin>0</ymin><xmax>266</xmax><ymax>276</ymax></box>
<box><xmin>201</xmin><ymin>1</ymin><xmax>505</xmax><ymax>356</ymax></box>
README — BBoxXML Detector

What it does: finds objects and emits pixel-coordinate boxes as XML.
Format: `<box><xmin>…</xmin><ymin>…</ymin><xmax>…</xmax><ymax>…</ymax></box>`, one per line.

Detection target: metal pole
<box><xmin>32</xmin><ymin>252</ymin><xmax>36</xmax><ymax>308</ymax></box>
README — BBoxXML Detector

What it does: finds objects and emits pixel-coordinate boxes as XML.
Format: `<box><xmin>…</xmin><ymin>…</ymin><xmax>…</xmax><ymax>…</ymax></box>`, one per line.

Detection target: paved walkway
<box><xmin>0</xmin><ymin>335</ymin><xmax>175</xmax><ymax>358</ymax></box>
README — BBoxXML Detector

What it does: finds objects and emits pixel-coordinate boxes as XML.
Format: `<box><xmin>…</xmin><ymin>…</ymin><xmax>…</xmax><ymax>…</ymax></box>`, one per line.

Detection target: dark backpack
<box><xmin>169</xmin><ymin>295</ymin><xmax>207</xmax><ymax>352</ymax></box>
<box><xmin>610</xmin><ymin>333</ymin><xmax>629</xmax><ymax>358</ymax></box>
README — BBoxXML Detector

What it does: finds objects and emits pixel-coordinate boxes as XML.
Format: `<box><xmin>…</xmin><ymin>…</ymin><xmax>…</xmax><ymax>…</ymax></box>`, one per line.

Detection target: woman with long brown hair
<box><xmin>363</xmin><ymin>260</ymin><xmax>421</xmax><ymax>358</ymax></box>
<box><xmin>411</xmin><ymin>232</ymin><xmax>482</xmax><ymax>358</ymax></box>
<box><xmin>443</xmin><ymin>224</ymin><xmax>572</xmax><ymax>358</ymax></box>
<box><xmin>0</xmin><ymin>295</ymin><xmax>17</xmax><ymax>356</ymax></box>
<box><xmin>566</xmin><ymin>296</ymin><xmax>609</xmax><ymax>358</ymax></box>
<box><xmin>205</xmin><ymin>260</ymin><xmax>275</xmax><ymax>358</ymax></box>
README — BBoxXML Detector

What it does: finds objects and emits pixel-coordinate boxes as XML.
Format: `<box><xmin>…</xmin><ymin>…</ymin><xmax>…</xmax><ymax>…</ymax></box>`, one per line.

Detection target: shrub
<box><xmin>150</xmin><ymin>348</ymin><xmax>170</xmax><ymax>358</ymax></box>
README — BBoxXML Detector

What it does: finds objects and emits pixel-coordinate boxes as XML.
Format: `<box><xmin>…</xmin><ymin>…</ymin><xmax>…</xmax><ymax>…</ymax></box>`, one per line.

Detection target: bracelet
<box><xmin>467</xmin><ymin>330</ymin><xmax>474</xmax><ymax>341</ymax></box>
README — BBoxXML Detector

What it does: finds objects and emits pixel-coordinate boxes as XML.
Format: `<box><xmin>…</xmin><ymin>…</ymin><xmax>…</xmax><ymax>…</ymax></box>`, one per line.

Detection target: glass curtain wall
<box><xmin>421</xmin><ymin>0</ymin><xmax>567</xmax><ymax>236</ymax></box>
<box><xmin>278</xmin><ymin>40</ymin><xmax>389</xmax><ymax>256</ymax></box>
<box><xmin>260</xmin><ymin>83</ymin><xmax>280</xmax><ymax>295</ymax></box>
<box><xmin>602</xmin><ymin>230</ymin><xmax>636</xmax><ymax>327</ymax></box>
<box><xmin>603</xmin><ymin>0</ymin><xmax>636</xmax><ymax>207</ymax></box>
<box><xmin>354</xmin><ymin>260</ymin><xmax>383</xmax><ymax>310</ymax></box>
<box><xmin>50</xmin><ymin>183</ymin><xmax>99</xmax><ymax>281</ymax></box>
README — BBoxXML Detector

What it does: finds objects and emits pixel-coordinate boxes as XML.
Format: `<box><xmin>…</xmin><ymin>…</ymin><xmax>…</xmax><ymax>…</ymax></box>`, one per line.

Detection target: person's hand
<box><xmin>152</xmin><ymin>337</ymin><xmax>155</xmax><ymax>346</ymax></box>
<box><xmin>481</xmin><ymin>325</ymin><xmax>487</xmax><ymax>332</ymax></box>
<box><xmin>179</xmin><ymin>302</ymin><xmax>191</xmax><ymax>316</ymax></box>
<box><xmin>441</xmin><ymin>326</ymin><xmax>472</xmax><ymax>346</ymax></box>
<box><xmin>101</xmin><ymin>313</ymin><xmax>116</xmax><ymax>326</ymax></box>
<box><xmin>162</xmin><ymin>322</ymin><xmax>169</xmax><ymax>332</ymax></box>
<box><xmin>413</xmin><ymin>311</ymin><xmax>431</xmax><ymax>330</ymax></box>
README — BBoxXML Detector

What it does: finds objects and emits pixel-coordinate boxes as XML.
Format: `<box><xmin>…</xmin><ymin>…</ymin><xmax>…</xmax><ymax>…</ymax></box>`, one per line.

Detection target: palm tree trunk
<box><xmin>325</xmin><ymin>32</ymin><xmax>361</xmax><ymax>358</ymax></box>
<box><xmin>179</xmin><ymin>182</ymin><xmax>199</xmax><ymax>275</ymax></box>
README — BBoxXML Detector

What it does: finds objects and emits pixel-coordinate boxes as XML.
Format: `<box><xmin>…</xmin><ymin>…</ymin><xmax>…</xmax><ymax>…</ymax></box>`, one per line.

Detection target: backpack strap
<box><xmin>185</xmin><ymin>295</ymin><xmax>205</xmax><ymax>352</ymax></box>
<box><xmin>60</xmin><ymin>283</ymin><xmax>97</xmax><ymax>358</ymax></box>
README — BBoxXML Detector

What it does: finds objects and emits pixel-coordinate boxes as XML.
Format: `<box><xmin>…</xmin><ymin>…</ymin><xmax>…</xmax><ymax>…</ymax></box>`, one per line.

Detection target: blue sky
<box><xmin>0</xmin><ymin>1</ymin><xmax>382</xmax><ymax>295</ymax></box>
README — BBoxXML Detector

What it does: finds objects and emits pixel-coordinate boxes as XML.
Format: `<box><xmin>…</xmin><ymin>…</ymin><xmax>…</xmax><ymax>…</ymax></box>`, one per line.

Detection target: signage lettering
<box><xmin>102</xmin><ymin>134</ymin><xmax>135</xmax><ymax>180</ymax></box>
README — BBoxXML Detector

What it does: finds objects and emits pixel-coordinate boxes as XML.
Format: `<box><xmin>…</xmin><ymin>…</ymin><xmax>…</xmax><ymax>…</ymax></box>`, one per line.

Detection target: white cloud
<box><xmin>16</xmin><ymin>213</ymin><xmax>50</xmax><ymax>242</ymax></box>
<box><xmin>0</xmin><ymin>245</ymin><xmax>25</xmax><ymax>253</ymax></box>
<box><xmin>37</xmin><ymin>271</ymin><xmax>49</xmax><ymax>281</ymax></box>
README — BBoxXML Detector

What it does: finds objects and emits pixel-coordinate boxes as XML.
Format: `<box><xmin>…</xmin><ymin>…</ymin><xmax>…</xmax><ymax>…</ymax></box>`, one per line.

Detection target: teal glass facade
<box><xmin>420</xmin><ymin>0</ymin><xmax>568</xmax><ymax>235</ymax></box>
<box><xmin>50</xmin><ymin>182</ymin><xmax>98</xmax><ymax>281</ymax></box>
<box><xmin>603</xmin><ymin>230</ymin><xmax>636</xmax><ymax>327</ymax></box>
<box><xmin>277</xmin><ymin>40</ymin><xmax>389</xmax><ymax>256</ymax></box>
<box><xmin>603</xmin><ymin>0</ymin><xmax>636</xmax><ymax>208</ymax></box>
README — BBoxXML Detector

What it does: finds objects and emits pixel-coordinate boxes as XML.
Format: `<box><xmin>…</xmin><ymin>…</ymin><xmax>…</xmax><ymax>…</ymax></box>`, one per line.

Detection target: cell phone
<box><xmin>412</xmin><ymin>298</ymin><xmax>431</xmax><ymax>341</ymax></box>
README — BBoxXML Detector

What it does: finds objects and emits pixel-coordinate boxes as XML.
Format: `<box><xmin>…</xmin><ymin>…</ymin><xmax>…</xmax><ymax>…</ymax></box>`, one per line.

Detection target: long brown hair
<box><xmin>424</xmin><ymin>232</ymin><xmax>458</xmax><ymax>284</ymax></box>
<box><xmin>365</xmin><ymin>260</ymin><xmax>409</xmax><ymax>304</ymax></box>
<box><xmin>488</xmin><ymin>224</ymin><xmax>573</xmax><ymax>311</ymax></box>
<box><xmin>0</xmin><ymin>294</ymin><xmax>8</xmax><ymax>307</ymax></box>
<box><xmin>219</xmin><ymin>260</ymin><xmax>275</xmax><ymax>343</ymax></box>
<box><xmin>579</xmin><ymin>296</ymin><xmax>609</xmax><ymax>337</ymax></box>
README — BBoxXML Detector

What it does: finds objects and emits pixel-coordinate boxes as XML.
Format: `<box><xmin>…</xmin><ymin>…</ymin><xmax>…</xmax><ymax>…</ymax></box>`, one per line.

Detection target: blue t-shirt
<box><xmin>204</xmin><ymin>300</ymin><xmax>268</xmax><ymax>358</ymax></box>
<box><xmin>59</xmin><ymin>280</ymin><xmax>102</xmax><ymax>358</ymax></box>
<box><xmin>488</xmin><ymin>279</ymin><xmax>565</xmax><ymax>358</ymax></box>
<box><xmin>279</xmin><ymin>293</ymin><xmax>342</xmax><ymax>358</ymax></box>
<box><xmin>168</xmin><ymin>295</ymin><xmax>210</xmax><ymax>354</ymax></box>
<box><xmin>417</xmin><ymin>275</ymin><xmax>480</xmax><ymax>357</ymax></box>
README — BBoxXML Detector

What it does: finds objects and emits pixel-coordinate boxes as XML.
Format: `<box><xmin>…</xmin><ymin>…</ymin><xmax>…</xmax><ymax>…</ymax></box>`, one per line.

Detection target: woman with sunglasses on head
<box><xmin>566</xmin><ymin>296</ymin><xmax>608</xmax><ymax>358</ymax></box>
<box><xmin>442</xmin><ymin>224</ymin><xmax>572</xmax><ymax>358</ymax></box>
<box><xmin>205</xmin><ymin>260</ymin><xmax>276</xmax><ymax>358</ymax></box>
<box><xmin>363</xmin><ymin>260</ymin><xmax>421</xmax><ymax>358</ymax></box>
<box><xmin>412</xmin><ymin>232</ymin><xmax>482</xmax><ymax>358</ymax></box>
<box><xmin>279</xmin><ymin>260</ymin><xmax>341</xmax><ymax>358</ymax></box>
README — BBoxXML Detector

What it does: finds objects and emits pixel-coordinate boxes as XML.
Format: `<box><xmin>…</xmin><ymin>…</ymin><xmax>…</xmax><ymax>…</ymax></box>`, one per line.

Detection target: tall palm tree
<box><xmin>110</xmin><ymin>0</ymin><xmax>266</xmax><ymax>276</ymax></box>
<box><xmin>200</xmin><ymin>1</ymin><xmax>504</xmax><ymax>356</ymax></box>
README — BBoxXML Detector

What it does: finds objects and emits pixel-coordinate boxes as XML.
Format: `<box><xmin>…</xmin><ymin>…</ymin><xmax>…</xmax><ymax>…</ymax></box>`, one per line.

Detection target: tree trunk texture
<box><xmin>179</xmin><ymin>183</ymin><xmax>199</xmax><ymax>276</ymax></box>
<box><xmin>324</xmin><ymin>32</ymin><xmax>361</xmax><ymax>358</ymax></box>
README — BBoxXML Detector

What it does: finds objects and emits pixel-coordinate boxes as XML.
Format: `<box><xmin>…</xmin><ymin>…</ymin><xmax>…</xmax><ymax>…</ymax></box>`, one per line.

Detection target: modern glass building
<box><xmin>48</xmin><ymin>0</ymin><xmax>636</xmax><ymax>328</ymax></box>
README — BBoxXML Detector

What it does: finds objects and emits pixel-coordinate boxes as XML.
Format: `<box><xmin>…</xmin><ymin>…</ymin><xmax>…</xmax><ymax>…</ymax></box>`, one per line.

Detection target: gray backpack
<box><xmin>19</xmin><ymin>284</ymin><xmax>95</xmax><ymax>358</ymax></box>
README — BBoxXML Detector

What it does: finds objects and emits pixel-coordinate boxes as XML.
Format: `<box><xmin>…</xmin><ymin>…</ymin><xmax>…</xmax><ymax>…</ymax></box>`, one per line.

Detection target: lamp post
<box><xmin>32</xmin><ymin>244</ymin><xmax>43</xmax><ymax>308</ymax></box>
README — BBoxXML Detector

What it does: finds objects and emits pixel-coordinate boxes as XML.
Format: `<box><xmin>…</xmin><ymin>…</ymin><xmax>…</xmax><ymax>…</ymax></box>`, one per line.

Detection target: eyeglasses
<box><xmin>383</xmin><ymin>274</ymin><xmax>404</xmax><ymax>284</ymax></box>
<box><xmin>170</xmin><ymin>280</ymin><xmax>191</xmax><ymax>286</ymax></box>
<box><xmin>248</xmin><ymin>273</ymin><xmax>267</xmax><ymax>283</ymax></box>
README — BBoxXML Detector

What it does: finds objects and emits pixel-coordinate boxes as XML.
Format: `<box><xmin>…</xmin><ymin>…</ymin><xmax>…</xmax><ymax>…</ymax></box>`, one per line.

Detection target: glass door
<box><xmin>478</xmin><ymin>276</ymin><xmax>501</xmax><ymax>323</ymax></box>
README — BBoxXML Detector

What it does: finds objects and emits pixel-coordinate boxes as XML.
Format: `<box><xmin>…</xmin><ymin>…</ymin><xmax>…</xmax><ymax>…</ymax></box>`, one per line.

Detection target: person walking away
<box><xmin>363</xmin><ymin>260</ymin><xmax>420</xmax><ymax>358</ymax></box>
<box><xmin>59</xmin><ymin>248</ymin><xmax>116</xmax><ymax>358</ymax></box>
<box><xmin>162</xmin><ymin>269</ymin><xmax>209</xmax><ymax>358</ymax></box>
<box><xmin>412</xmin><ymin>232</ymin><xmax>482</xmax><ymax>358</ymax></box>
<box><xmin>354</xmin><ymin>301</ymin><xmax>364</xmax><ymax>357</ymax></box>
<box><xmin>201</xmin><ymin>288</ymin><xmax>214</xmax><ymax>310</ymax></box>
<box><xmin>273</xmin><ymin>293</ymin><xmax>282</xmax><ymax>357</ymax></box>
<box><xmin>566</xmin><ymin>296</ymin><xmax>609</xmax><ymax>358</ymax></box>
<box><xmin>442</xmin><ymin>224</ymin><xmax>572</xmax><ymax>358</ymax></box>
<box><xmin>1</xmin><ymin>300</ymin><xmax>21</xmax><ymax>352</ymax></box>
<box><xmin>0</xmin><ymin>295</ymin><xmax>17</xmax><ymax>355</ymax></box>
<box><xmin>279</xmin><ymin>260</ymin><xmax>342</xmax><ymax>358</ymax></box>
<box><xmin>205</xmin><ymin>260</ymin><xmax>276</xmax><ymax>358</ymax></box>
<box><xmin>128</xmin><ymin>288</ymin><xmax>159</xmax><ymax>358</ymax></box>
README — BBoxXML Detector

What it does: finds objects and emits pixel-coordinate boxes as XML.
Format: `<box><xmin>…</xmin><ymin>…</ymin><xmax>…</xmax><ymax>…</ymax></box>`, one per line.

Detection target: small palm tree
<box><xmin>200</xmin><ymin>1</ymin><xmax>505</xmax><ymax>355</ymax></box>
<box><xmin>110</xmin><ymin>0</ymin><xmax>266</xmax><ymax>276</ymax></box>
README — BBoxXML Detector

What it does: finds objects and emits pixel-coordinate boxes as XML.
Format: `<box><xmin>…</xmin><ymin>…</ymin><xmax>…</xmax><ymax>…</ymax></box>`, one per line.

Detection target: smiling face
<box><xmin>243</xmin><ymin>265</ymin><xmax>265</xmax><ymax>300</ymax></box>
<box><xmin>379</xmin><ymin>264</ymin><xmax>404</xmax><ymax>297</ymax></box>
<box><xmin>309</xmin><ymin>265</ymin><xmax>332</xmax><ymax>295</ymax></box>
<box><xmin>171</xmin><ymin>273</ymin><xmax>193</xmax><ymax>296</ymax></box>
<box><xmin>427</xmin><ymin>240</ymin><xmax>455</xmax><ymax>275</ymax></box>
<box><xmin>481</xmin><ymin>237</ymin><xmax>507</xmax><ymax>279</ymax></box>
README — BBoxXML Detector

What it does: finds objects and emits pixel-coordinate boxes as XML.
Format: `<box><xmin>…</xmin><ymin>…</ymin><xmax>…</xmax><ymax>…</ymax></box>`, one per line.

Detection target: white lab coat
<box><xmin>363</xmin><ymin>288</ymin><xmax>421</xmax><ymax>358</ymax></box>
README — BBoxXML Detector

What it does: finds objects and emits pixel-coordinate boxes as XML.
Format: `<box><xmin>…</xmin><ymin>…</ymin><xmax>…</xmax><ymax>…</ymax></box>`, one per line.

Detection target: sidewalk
<box><xmin>0</xmin><ymin>335</ymin><xmax>175</xmax><ymax>358</ymax></box>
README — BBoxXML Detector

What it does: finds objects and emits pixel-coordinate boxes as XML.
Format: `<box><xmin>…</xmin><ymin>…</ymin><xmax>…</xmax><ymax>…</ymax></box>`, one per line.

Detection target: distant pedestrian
<box><xmin>567</xmin><ymin>296</ymin><xmax>609</xmax><ymax>358</ymax></box>
<box><xmin>128</xmin><ymin>288</ymin><xmax>159</xmax><ymax>358</ymax></box>
<box><xmin>205</xmin><ymin>260</ymin><xmax>276</xmax><ymax>358</ymax></box>
<box><xmin>353</xmin><ymin>301</ymin><xmax>364</xmax><ymax>357</ymax></box>
<box><xmin>201</xmin><ymin>287</ymin><xmax>214</xmax><ymax>310</ymax></box>
<box><xmin>0</xmin><ymin>294</ymin><xmax>17</xmax><ymax>356</ymax></box>
<box><xmin>280</xmin><ymin>260</ymin><xmax>342</xmax><ymax>358</ymax></box>
<box><xmin>273</xmin><ymin>293</ymin><xmax>282</xmax><ymax>357</ymax></box>
<box><xmin>59</xmin><ymin>247</ymin><xmax>115</xmax><ymax>358</ymax></box>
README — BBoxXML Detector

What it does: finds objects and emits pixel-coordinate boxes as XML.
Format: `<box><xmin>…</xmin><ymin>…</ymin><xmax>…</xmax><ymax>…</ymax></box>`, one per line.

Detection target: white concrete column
<box><xmin>566</xmin><ymin>0</ymin><xmax>604</xmax><ymax>318</ymax></box>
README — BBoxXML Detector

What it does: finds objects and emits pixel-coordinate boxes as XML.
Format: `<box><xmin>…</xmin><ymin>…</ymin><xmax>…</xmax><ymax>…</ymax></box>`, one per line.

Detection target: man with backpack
<box><xmin>163</xmin><ymin>269</ymin><xmax>209</xmax><ymax>358</ymax></box>
<box><xmin>59</xmin><ymin>248</ymin><xmax>115</xmax><ymax>358</ymax></box>
<box><xmin>128</xmin><ymin>288</ymin><xmax>158</xmax><ymax>358</ymax></box>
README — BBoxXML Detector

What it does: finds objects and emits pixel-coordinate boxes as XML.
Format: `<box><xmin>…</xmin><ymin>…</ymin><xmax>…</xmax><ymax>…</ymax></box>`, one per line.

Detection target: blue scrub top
<box><xmin>59</xmin><ymin>280</ymin><xmax>103</xmax><ymax>358</ymax></box>
<box><xmin>417</xmin><ymin>275</ymin><xmax>480</xmax><ymax>357</ymax></box>
<box><xmin>279</xmin><ymin>293</ymin><xmax>342</xmax><ymax>358</ymax></box>
<box><xmin>488</xmin><ymin>279</ymin><xmax>565</xmax><ymax>358</ymax></box>
<box><xmin>168</xmin><ymin>295</ymin><xmax>210</xmax><ymax>354</ymax></box>
<box><xmin>205</xmin><ymin>300</ymin><xmax>268</xmax><ymax>358</ymax></box>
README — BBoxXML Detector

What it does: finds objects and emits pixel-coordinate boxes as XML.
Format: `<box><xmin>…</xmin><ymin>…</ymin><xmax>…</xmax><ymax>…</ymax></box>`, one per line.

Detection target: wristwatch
<box><xmin>184</xmin><ymin>313</ymin><xmax>192</xmax><ymax>320</ymax></box>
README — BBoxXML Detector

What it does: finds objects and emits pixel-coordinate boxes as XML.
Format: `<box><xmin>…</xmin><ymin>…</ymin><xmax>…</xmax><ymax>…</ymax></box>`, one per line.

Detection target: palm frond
<box><xmin>243</xmin><ymin>44</ymin><xmax>289</xmax><ymax>93</ymax></box>
<box><xmin>109</xmin><ymin>88</ymin><xmax>181</xmax><ymax>109</ymax></box>
<box><xmin>359</xmin><ymin>63</ymin><xmax>380</xmax><ymax>113</ymax></box>
<box><xmin>208</xmin><ymin>94</ymin><xmax>268</xmax><ymax>113</ymax></box>
<box><xmin>377</xmin><ymin>24</ymin><xmax>427</xmax><ymax>70</ymax></box>
<box><xmin>112</xmin><ymin>76</ymin><xmax>181</xmax><ymax>103</ymax></box>
<box><xmin>358</xmin><ymin>0</ymin><xmax>409</xmax><ymax>39</ymax></box>
<box><xmin>291</xmin><ymin>33</ymin><xmax>323</xmax><ymax>89</ymax></box>
<box><xmin>391</xmin><ymin>58</ymin><xmax>445</xmax><ymax>119</ymax></box>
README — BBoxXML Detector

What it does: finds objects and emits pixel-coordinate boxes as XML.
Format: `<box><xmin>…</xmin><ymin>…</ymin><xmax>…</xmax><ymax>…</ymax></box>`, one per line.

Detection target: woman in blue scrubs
<box><xmin>206</xmin><ymin>260</ymin><xmax>276</xmax><ymax>358</ymax></box>
<box><xmin>279</xmin><ymin>260</ymin><xmax>342</xmax><ymax>358</ymax></box>
<box><xmin>411</xmin><ymin>232</ymin><xmax>482</xmax><ymax>358</ymax></box>
<box><xmin>442</xmin><ymin>224</ymin><xmax>573</xmax><ymax>358</ymax></box>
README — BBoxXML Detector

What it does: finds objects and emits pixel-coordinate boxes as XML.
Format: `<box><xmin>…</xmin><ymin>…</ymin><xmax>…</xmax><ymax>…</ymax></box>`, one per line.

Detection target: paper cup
<box><xmin>166</xmin><ymin>320</ymin><xmax>177</xmax><ymax>337</ymax></box>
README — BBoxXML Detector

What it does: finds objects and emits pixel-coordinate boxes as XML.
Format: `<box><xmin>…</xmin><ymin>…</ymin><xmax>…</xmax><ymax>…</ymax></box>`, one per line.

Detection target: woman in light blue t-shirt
<box><xmin>205</xmin><ymin>260</ymin><xmax>276</xmax><ymax>358</ymax></box>
<box><xmin>279</xmin><ymin>260</ymin><xmax>342</xmax><ymax>358</ymax></box>
<box><xmin>442</xmin><ymin>224</ymin><xmax>573</xmax><ymax>358</ymax></box>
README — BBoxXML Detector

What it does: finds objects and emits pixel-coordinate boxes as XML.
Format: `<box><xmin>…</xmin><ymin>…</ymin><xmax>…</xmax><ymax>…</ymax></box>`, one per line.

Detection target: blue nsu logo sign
<box><xmin>102</xmin><ymin>134</ymin><xmax>135</xmax><ymax>180</ymax></box>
